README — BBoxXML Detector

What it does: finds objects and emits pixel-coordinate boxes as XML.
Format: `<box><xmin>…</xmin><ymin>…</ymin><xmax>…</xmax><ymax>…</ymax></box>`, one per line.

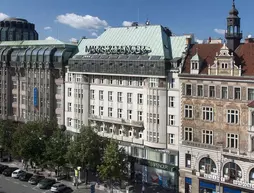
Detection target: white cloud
<box><xmin>44</xmin><ymin>26</ymin><xmax>52</xmax><ymax>30</ymax></box>
<box><xmin>122</xmin><ymin>21</ymin><xmax>133</xmax><ymax>27</ymax></box>
<box><xmin>56</xmin><ymin>13</ymin><xmax>108</xmax><ymax>30</ymax></box>
<box><xmin>91</xmin><ymin>32</ymin><xmax>98</xmax><ymax>37</ymax></box>
<box><xmin>0</xmin><ymin>13</ymin><xmax>9</xmax><ymax>21</ymax></box>
<box><xmin>45</xmin><ymin>36</ymin><xmax>57</xmax><ymax>41</ymax></box>
<box><xmin>214</xmin><ymin>28</ymin><xmax>226</xmax><ymax>35</ymax></box>
<box><xmin>195</xmin><ymin>38</ymin><xmax>203</xmax><ymax>44</ymax></box>
<box><xmin>69</xmin><ymin>37</ymin><xmax>78</xmax><ymax>43</ymax></box>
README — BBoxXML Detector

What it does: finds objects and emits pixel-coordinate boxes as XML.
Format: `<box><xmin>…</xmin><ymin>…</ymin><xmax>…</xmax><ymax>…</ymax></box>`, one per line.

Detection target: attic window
<box><xmin>191</xmin><ymin>62</ymin><xmax>198</xmax><ymax>70</ymax></box>
<box><xmin>221</xmin><ymin>63</ymin><xmax>228</xmax><ymax>69</ymax></box>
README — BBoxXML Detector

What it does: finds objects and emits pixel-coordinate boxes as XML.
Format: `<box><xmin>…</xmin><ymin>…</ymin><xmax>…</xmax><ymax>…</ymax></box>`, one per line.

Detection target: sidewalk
<box><xmin>0</xmin><ymin>160</ymin><xmax>124</xmax><ymax>193</ymax></box>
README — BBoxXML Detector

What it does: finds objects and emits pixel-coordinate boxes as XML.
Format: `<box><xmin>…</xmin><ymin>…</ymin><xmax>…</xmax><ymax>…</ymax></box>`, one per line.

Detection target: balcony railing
<box><xmin>182</xmin><ymin>140</ymin><xmax>221</xmax><ymax>151</ymax></box>
<box><xmin>89</xmin><ymin>115</ymin><xmax>144</xmax><ymax>127</ymax></box>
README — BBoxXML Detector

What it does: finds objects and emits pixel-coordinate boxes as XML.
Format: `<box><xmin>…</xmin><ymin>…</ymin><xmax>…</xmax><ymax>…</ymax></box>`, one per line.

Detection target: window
<box><xmin>68</xmin><ymin>73</ymin><xmax>72</xmax><ymax>82</ymax></box>
<box><xmin>248</xmin><ymin>88</ymin><xmax>254</xmax><ymax>100</ymax></box>
<box><xmin>109</xmin><ymin>76</ymin><xmax>113</xmax><ymax>84</ymax></box>
<box><xmin>227</xmin><ymin>133</ymin><xmax>238</xmax><ymax>149</ymax></box>
<box><xmin>76</xmin><ymin>74</ymin><xmax>81</xmax><ymax>82</ymax></box>
<box><xmin>197</xmin><ymin>85</ymin><xmax>203</xmax><ymax>97</ymax></box>
<box><xmin>185</xmin><ymin>154</ymin><xmax>191</xmax><ymax>168</ymax></box>
<box><xmin>137</xmin><ymin>78</ymin><xmax>143</xmax><ymax>86</ymax></box>
<box><xmin>90</xmin><ymin>105</ymin><xmax>95</xmax><ymax>115</ymax></box>
<box><xmin>138</xmin><ymin>111</ymin><xmax>143</xmax><ymax>121</ymax></box>
<box><xmin>184</xmin><ymin>105</ymin><xmax>193</xmax><ymax>118</ymax></box>
<box><xmin>90</xmin><ymin>90</ymin><xmax>95</xmax><ymax>99</ymax></box>
<box><xmin>117</xmin><ymin>77</ymin><xmax>123</xmax><ymax>85</ymax></box>
<box><xmin>68</xmin><ymin>88</ymin><xmax>72</xmax><ymax>97</ymax></box>
<box><xmin>21</xmin><ymin>82</ymin><xmax>26</xmax><ymax>90</ymax></box>
<box><xmin>67</xmin><ymin>118</ymin><xmax>72</xmax><ymax>126</ymax></box>
<box><xmin>56</xmin><ymin>85</ymin><xmax>61</xmax><ymax>94</ymax></box>
<box><xmin>108</xmin><ymin>91</ymin><xmax>113</xmax><ymax>101</ymax></box>
<box><xmin>227</xmin><ymin>109</ymin><xmax>239</xmax><ymax>124</ymax></box>
<box><xmin>99</xmin><ymin>106</ymin><xmax>104</xmax><ymax>116</ymax></box>
<box><xmin>128</xmin><ymin>77</ymin><xmax>132</xmax><ymax>86</ymax></box>
<box><xmin>169</xmin><ymin>155</ymin><xmax>175</xmax><ymax>165</ymax></box>
<box><xmin>209</xmin><ymin>86</ymin><xmax>215</xmax><ymax>97</ymax></box>
<box><xmin>127</xmin><ymin>93</ymin><xmax>132</xmax><ymax>103</ymax></box>
<box><xmin>21</xmin><ymin>95</ymin><xmax>26</xmax><ymax>104</ymax></box>
<box><xmin>202</xmin><ymin>130</ymin><xmax>213</xmax><ymax>144</ymax></box>
<box><xmin>117</xmin><ymin>92</ymin><xmax>122</xmax><ymax>102</ymax></box>
<box><xmin>168</xmin><ymin>96</ymin><xmax>175</xmax><ymax>107</ymax></box>
<box><xmin>108</xmin><ymin>107</ymin><xmax>113</xmax><ymax>117</ymax></box>
<box><xmin>221</xmin><ymin>63</ymin><xmax>228</xmax><ymax>69</ymax></box>
<box><xmin>100</xmin><ymin>76</ymin><xmax>104</xmax><ymax>84</ymax></box>
<box><xmin>186</xmin><ymin>84</ymin><xmax>192</xmax><ymax>96</ymax></box>
<box><xmin>184</xmin><ymin>127</ymin><xmax>193</xmax><ymax>141</ymax></box>
<box><xmin>13</xmin><ymin>94</ymin><xmax>17</xmax><ymax>103</ymax></box>
<box><xmin>149</xmin><ymin>78</ymin><xmax>158</xmax><ymax>88</ymax></box>
<box><xmin>90</xmin><ymin>75</ymin><xmax>95</xmax><ymax>83</ymax></box>
<box><xmin>117</xmin><ymin>108</ymin><xmax>122</xmax><ymax>118</ymax></box>
<box><xmin>138</xmin><ymin>94</ymin><xmax>143</xmax><ymax>104</ymax></box>
<box><xmin>168</xmin><ymin>134</ymin><xmax>175</xmax><ymax>144</ymax></box>
<box><xmin>191</xmin><ymin>62</ymin><xmax>198</xmax><ymax>69</ymax></box>
<box><xmin>12</xmin><ymin>81</ymin><xmax>17</xmax><ymax>89</ymax></box>
<box><xmin>221</xmin><ymin>87</ymin><xmax>228</xmax><ymax>99</ymax></box>
<box><xmin>99</xmin><ymin>90</ymin><xmax>104</xmax><ymax>100</ymax></box>
<box><xmin>234</xmin><ymin>87</ymin><xmax>241</xmax><ymax>100</ymax></box>
<box><xmin>170</xmin><ymin>78</ymin><xmax>175</xmax><ymax>88</ymax></box>
<box><xmin>67</xmin><ymin>102</ymin><xmax>72</xmax><ymax>112</ymax></box>
<box><xmin>168</xmin><ymin>115</ymin><xmax>175</xmax><ymax>125</ymax></box>
<box><xmin>56</xmin><ymin>99</ymin><xmax>61</xmax><ymax>108</ymax></box>
<box><xmin>127</xmin><ymin>110</ymin><xmax>132</xmax><ymax>120</ymax></box>
<box><xmin>202</xmin><ymin>107</ymin><xmax>213</xmax><ymax>121</ymax></box>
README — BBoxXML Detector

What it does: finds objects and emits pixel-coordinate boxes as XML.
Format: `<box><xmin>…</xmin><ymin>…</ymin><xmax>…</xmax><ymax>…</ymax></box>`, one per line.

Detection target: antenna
<box><xmin>137</xmin><ymin>8</ymin><xmax>140</xmax><ymax>23</ymax></box>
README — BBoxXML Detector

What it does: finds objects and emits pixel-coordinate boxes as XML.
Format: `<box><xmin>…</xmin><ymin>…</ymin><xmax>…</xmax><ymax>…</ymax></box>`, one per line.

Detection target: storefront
<box><xmin>185</xmin><ymin>177</ymin><xmax>192</xmax><ymax>193</ymax></box>
<box><xmin>131</xmin><ymin>157</ymin><xmax>178</xmax><ymax>191</ymax></box>
<box><xmin>223</xmin><ymin>186</ymin><xmax>241</xmax><ymax>193</ymax></box>
<box><xmin>199</xmin><ymin>181</ymin><xmax>216</xmax><ymax>193</ymax></box>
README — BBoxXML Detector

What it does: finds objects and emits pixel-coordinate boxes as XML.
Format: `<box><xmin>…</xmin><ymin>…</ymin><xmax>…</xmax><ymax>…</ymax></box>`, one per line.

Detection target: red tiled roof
<box><xmin>183</xmin><ymin>44</ymin><xmax>222</xmax><ymax>74</ymax></box>
<box><xmin>183</xmin><ymin>42</ymin><xmax>254</xmax><ymax>76</ymax></box>
<box><xmin>247</xmin><ymin>100</ymin><xmax>254</xmax><ymax>108</ymax></box>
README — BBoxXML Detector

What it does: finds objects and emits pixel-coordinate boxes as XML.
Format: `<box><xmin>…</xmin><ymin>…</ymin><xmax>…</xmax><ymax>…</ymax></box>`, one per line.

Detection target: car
<box><xmin>11</xmin><ymin>169</ymin><xmax>25</xmax><ymax>178</ymax></box>
<box><xmin>37</xmin><ymin>178</ymin><xmax>56</xmax><ymax>189</ymax></box>
<box><xmin>2</xmin><ymin>167</ymin><xmax>18</xmax><ymax>177</ymax></box>
<box><xmin>0</xmin><ymin>164</ymin><xmax>9</xmax><ymax>174</ymax></box>
<box><xmin>58</xmin><ymin>187</ymin><xmax>73</xmax><ymax>193</ymax></box>
<box><xmin>19</xmin><ymin>172</ymin><xmax>33</xmax><ymax>181</ymax></box>
<box><xmin>28</xmin><ymin>175</ymin><xmax>45</xmax><ymax>185</ymax></box>
<box><xmin>50</xmin><ymin>183</ymin><xmax>67</xmax><ymax>192</ymax></box>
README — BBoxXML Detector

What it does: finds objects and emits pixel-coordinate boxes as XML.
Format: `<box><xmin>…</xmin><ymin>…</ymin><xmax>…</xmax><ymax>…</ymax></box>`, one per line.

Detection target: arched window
<box><xmin>199</xmin><ymin>157</ymin><xmax>216</xmax><ymax>176</ymax></box>
<box><xmin>249</xmin><ymin>168</ymin><xmax>254</xmax><ymax>183</ymax></box>
<box><xmin>223</xmin><ymin>162</ymin><xmax>242</xmax><ymax>183</ymax></box>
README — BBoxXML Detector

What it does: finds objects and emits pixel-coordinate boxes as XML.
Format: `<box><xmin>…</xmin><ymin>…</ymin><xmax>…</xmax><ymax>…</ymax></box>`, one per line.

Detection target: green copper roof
<box><xmin>191</xmin><ymin>53</ymin><xmax>200</xmax><ymax>61</ymax></box>
<box><xmin>170</xmin><ymin>35</ymin><xmax>193</xmax><ymax>59</ymax></box>
<box><xmin>76</xmin><ymin>25</ymin><xmax>171</xmax><ymax>58</ymax></box>
<box><xmin>0</xmin><ymin>40</ymin><xmax>77</xmax><ymax>47</ymax></box>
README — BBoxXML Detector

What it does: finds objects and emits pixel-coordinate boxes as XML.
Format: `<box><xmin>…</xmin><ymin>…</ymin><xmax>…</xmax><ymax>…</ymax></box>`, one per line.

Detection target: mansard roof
<box><xmin>182</xmin><ymin>42</ymin><xmax>254</xmax><ymax>76</ymax></box>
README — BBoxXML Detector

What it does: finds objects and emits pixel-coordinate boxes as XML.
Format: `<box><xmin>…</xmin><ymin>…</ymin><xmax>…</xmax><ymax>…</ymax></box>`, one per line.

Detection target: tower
<box><xmin>225</xmin><ymin>0</ymin><xmax>242</xmax><ymax>51</ymax></box>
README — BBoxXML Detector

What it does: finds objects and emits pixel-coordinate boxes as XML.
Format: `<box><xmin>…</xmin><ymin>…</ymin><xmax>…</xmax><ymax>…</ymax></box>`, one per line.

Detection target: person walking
<box><xmin>142</xmin><ymin>184</ymin><xmax>145</xmax><ymax>193</ymax></box>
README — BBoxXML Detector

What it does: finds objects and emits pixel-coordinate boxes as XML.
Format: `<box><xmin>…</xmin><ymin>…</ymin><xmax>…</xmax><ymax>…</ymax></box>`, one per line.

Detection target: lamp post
<box><xmin>217</xmin><ymin>149</ymin><xmax>224</xmax><ymax>193</ymax></box>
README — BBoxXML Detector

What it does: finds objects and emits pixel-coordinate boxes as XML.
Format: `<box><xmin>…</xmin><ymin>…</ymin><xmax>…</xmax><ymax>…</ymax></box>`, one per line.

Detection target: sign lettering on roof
<box><xmin>85</xmin><ymin>45</ymin><xmax>151</xmax><ymax>55</ymax></box>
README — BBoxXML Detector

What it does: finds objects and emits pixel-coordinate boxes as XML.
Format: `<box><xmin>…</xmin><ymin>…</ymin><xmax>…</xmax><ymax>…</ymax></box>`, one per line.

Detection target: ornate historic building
<box><xmin>0</xmin><ymin>17</ymin><xmax>38</xmax><ymax>41</ymax></box>
<box><xmin>179</xmin><ymin>1</ymin><xmax>254</xmax><ymax>193</ymax></box>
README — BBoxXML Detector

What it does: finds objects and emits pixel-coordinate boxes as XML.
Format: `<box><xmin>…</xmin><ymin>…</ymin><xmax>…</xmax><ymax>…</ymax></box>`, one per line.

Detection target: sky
<box><xmin>0</xmin><ymin>0</ymin><xmax>254</xmax><ymax>43</ymax></box>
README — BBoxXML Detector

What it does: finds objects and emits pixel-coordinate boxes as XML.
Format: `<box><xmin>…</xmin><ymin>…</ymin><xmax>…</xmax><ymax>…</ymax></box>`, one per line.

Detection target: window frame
<box><xmin>221</xmin><ymin>86</ymin><xmax>228</xmax><ymax>99</ymax></box>
<box><xmin>99</xmin><ymin>90</ymin><xmax>104</xmax><ymax>100</ymax></box>
<box><xmin>202</xmin><ymin>106</ymin><xmax>214</xmax><ymax>121</ymax></box>
<box><xmin>209</xmin><ymin>85</ymin><xmax>215</xmax><ymax>98</ymax></box>
<box><xmin>247</xmin><ymin>88</ymin><xmax>254</xmax><ymax>101</ymax></box>
<box><xmin>227</xmin><ymin>109</ymin><xmax>239</xmax><ymax>124</ymax></box>
<box><xmin>108</xmin><ymin>107</ymin><xmax>113</xmax><ymax>117</ymax></box>
<box><xmin>117</xmin><ymin>92</ymin><xmax>122</xmax><ymax>103</ymax></box>
<box><xmin>184</xmin><ymin>105</ymin><xmax>193</xmax><ymax>119</ymax></box>
<box><xmin>168</xmin><ymin>96</ymin><xmax>175</xmax><ymax>107</ymax></box>
<box><xmin>184</xmin><ymin>127</ymin><xmax>193</xmax><ymax>141</ymax></box>
<box><xmin>137</xmin><ymin>94</ymin><xmax>143</xmax><ymax>104</ymax></box>
<box><xmin>168</xmin><ymin>115</ymin><xmax>175</xmax><ymax>126</ymax></box>
<box><xmin>226</xmin><ymin>133</ymin><xmax>239</xmax><ymax>149</ymax></box>
<box><xmin>168</xmin><ymin>133</ymin><xmax>175</xmax><ymax>144</ymax></box>
<box><xmin>127</xmin><ymin>93</ymin><xmax>132</xmax><ymax>104</ymax></box>
<box><xmin>108</xmin><ymin>91</ymin><xmax>113</xmax><ymax>101</ymax></box>
<box><xmin>185</xmin><ymin>84</ymin><xmax>192</xmax><ymax>96</ymax></box>
<box><xmin>197</xmin><ymin>85</ymin><xmax>203</xmax><ymax>97</ymax></box>
<box><xmin>202</xmin><ymin>130</ymin><xmax>213</xmax><ymax>144</ymax></box>
<box><xmin>234</xmin><ymin>87</ymin><xmax>241</xmax><ymax>100</ymax></box>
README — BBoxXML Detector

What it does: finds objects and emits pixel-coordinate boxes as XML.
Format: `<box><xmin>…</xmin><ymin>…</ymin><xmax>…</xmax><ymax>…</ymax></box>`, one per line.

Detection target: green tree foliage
<box><xmin>66</xmin><ymin>126</ymin><xmax>107</xmax><ymax>170</ymax></box>
<box><xmin>12</xmin><ymin>121</ymin><xmax>56</xmax><ymax>166</ymax></box>
<box><xmin>45</xmin><ymin>128</ymin><xmax>70</xmax><ymax>170</ymax></box>
<box><xmin>0</xmin><ymin>120</ymin><xmax>17</xmax><ymax>152</ymax></box>
<box><xmin>98</xmin><ymin>140</ymin><xmax>128</xmax><ymax>183</ymax></box>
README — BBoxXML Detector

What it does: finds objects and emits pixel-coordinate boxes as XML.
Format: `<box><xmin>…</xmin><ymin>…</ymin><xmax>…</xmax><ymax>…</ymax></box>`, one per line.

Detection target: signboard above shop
<box><xmin>85</xmin><ymin>45</ymin><xmax>152</xmax><ymax>55</ymax></box>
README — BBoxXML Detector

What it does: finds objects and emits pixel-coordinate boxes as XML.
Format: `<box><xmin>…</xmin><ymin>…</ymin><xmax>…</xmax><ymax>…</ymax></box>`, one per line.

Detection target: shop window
<box><xmin>223</xmin><ymin>162</ymin><xmax>242</xmax><ymax>183</ymax></box>
<box><xmin>199</xmin><ymin>157</ymin><xmax>216</xmax><ymax>176</ymax></box>
<box><xmin>185</xmin><ymin>154</ymin><xmax>191</xmax><ymax>168</ymax></box>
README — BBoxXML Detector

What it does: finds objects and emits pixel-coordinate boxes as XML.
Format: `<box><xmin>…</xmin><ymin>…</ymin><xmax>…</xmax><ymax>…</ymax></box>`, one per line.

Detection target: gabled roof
<box><xmin>183</xmin><ymin>44</ymin><xmax>222</xmax><ymax>74</ymax></box>
<box><xmin>191</xmin><ymin>53</ymin><xmax>200</xmax><ymax>61</ymax></box>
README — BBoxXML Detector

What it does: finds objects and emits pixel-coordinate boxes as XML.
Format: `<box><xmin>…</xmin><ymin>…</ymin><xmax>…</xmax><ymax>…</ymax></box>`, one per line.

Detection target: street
<box><xmin>0</xmin><ymin>175</ymin><xmax>103</xmax><ymax>193</ymax></box>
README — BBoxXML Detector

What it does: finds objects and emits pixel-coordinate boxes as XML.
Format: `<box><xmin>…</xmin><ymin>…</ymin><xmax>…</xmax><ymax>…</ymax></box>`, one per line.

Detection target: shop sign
<box><xmin>146</xmin><ymin>160</ymin><xmax>170</xmax><ymax>170</ymax></box>
<box><xmin>233</xmin><ymin>180</ymin><xmax>254</xmax><ymax>189</ymax></box>
<box><xmin>85</xmin><ymin>45</ymin><xmax>152</xmax><ymax>55</ymax></box>
<box><xmin>203</xmin><ymin>174</ymin><xmax>225</xmax><ymax>182</ymax></box>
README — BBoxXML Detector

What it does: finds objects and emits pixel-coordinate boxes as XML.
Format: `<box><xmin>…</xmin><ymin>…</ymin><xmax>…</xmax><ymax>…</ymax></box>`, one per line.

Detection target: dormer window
<box><xmin>191</xmin><ymin>61</ymin><xmax>198</xmax><ymax>70</ymax></box>
<box><xmin>222</xmin><ymin>63</ymin><xmax>228</xmax><ymax>69</ymax></box>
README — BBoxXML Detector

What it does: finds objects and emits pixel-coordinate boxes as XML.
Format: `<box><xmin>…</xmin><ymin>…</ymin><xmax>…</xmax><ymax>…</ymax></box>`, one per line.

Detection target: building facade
<box><xmin>0</xmin><ymin>40</ymin><xmax>77</xmax><ymax>125</ymax></box>
<box><xmin>0</xmin><ymin>18</ymin><xmax>38</xmax><ymax>41</ymax></box>
<box><xmin>65</xmin><ymin>23</ymin><xmax>193</xmax><ymax>190</ymax></box>
<box><xmin>179</xmin><ymin>2</ymin><xmax>254</xmax><ymax>193</ymax></box>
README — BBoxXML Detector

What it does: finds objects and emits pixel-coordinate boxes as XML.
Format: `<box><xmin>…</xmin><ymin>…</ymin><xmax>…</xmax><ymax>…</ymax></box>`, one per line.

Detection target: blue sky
<box><xmin>0</xmin><ymin>0</ymin><xmax>253</xmax><ymax>43</ymax></box>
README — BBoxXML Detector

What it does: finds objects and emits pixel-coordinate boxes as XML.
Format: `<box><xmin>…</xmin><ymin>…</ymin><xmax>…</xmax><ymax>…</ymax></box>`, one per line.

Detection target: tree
<box><xmin>12</xmin><ymin>121</ymin><xmax>56</xmax><ymax>167</ymax></box>
<box><xmin>66</xmin><ymin>126</ymin><xmax>108</xmax><ymax>183</ymax></box>
<box><xmin>98</xmin><ymin>140</ymin><xmax>128</xmax><ymax>191</ymax></box>
<box><xmin>44</xmin><ymin>128</ymin><xmax>70</xmax><ymax>174</ymax></box>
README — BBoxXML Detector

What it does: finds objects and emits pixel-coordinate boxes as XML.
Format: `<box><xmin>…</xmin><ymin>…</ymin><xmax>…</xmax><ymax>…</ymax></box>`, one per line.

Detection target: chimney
<box><xmin>208</xmin><ymin>37</ymin><xmax>212</xmax><ymax>43</ymax></box>
<box><xmin>186</xmin><ymin>37</ymin><xmax>192</xmax><ymax>46</ymax></box>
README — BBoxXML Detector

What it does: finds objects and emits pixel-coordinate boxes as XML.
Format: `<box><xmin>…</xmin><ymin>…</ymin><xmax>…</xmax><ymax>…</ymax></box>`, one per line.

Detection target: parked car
<box><xmin>2</xmin><ymin>167</ymin><xmax>18</xmax><ymax>177</ymax></box>
<box><xmin>58</xmin><ymin>187</ymin><xmax>73</xmax><ymax>193</ymax></box>
<box><xmin>0</xmin><ymin>164</ymin><xmax>9</xmax><ymax>174</ymax></box>
<box><xmin>50</xmin><ymin>183</ymin><xmax>66</xmax><ymax>192</ymax></box>
<box><xmin>28</xmin><ymin>175</ymin><xmax>45</xmax><ymax>185</ymax></box>
<box><xmin>19</xmin><ymin>172</ymin><xmax>33</xmax><ymax>181</ymax></box>
<box><xmin>11</xmin><ymin>169</ymin><xmax>25</xmax><ymax>178</ymax></box>
<box><xmin>37</xmin><ymin>178</ymin><xmax>56</xmax><ymax>189</ymax></box>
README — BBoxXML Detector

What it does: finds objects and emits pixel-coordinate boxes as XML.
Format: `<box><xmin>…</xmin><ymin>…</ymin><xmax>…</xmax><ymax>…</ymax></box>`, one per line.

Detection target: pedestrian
<box><xmin>142</xmin><ymin>184</ymin><xmax>145</xmax><ymax>193</ymax></box>
<box><xmin>55</xmin><ymin>169</ymin><xmax>58</xmax><ymax>177</ymax></box>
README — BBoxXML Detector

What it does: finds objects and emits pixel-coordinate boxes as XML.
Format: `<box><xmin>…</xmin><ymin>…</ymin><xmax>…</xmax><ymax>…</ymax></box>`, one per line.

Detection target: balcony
<box><xmin>89</xmin><ymin>115</ymin><xmax>144</xmax><ymax>128</ymax></box>
<box><xmin>182</xmin><ymin>140</ymin><xmax>221</xmax><ymax>151</ymax></box>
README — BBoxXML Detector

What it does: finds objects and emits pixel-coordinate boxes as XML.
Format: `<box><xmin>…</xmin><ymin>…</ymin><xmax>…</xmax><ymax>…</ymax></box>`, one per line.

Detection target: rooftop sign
<box><xmin>85</xmin><ymin>45</ymin><xmax>152</xmax><ymax>55</ymax></box>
